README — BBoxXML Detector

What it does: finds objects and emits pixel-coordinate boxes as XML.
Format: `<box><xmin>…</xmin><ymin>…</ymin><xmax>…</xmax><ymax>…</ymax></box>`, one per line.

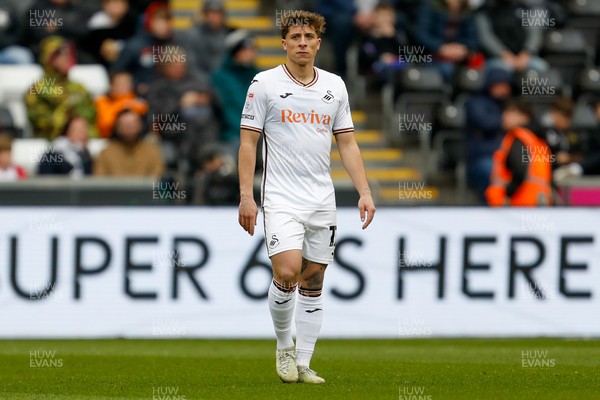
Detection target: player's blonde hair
<box><xmin>279</xmin><ymin>10</ymin><xmax>326</xmax><ymax>39</ymax></box>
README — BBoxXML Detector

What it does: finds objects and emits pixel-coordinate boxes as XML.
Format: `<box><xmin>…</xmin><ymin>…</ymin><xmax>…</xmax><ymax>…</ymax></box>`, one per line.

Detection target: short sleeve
<box><xmin>240</xmin><ymin>76</ymin><xmax>267</xmax><ymax>134</ymax></box>
<box><xmin>332</xmin><ymin>80</ymin><xmax>354</xmax><ymax>135</ymax></box>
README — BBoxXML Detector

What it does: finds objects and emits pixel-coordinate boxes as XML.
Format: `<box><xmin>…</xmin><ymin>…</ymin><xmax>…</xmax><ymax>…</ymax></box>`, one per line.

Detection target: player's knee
<box><xmin>276</xmin><ymin>269</ymin><xmax>299</xmax><ymax>287</ymax></box>
<box><xmin>301</xmin><ymin>270</ymin><xmax>324</xmax><ymax>290</ymax></box>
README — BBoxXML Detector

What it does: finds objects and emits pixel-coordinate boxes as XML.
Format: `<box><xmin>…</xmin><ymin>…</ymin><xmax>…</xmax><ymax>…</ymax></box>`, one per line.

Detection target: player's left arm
<box><xmin>336</xmin><ymin>132</ymin><xmax>376</xmax><ymax>229</ymax></box>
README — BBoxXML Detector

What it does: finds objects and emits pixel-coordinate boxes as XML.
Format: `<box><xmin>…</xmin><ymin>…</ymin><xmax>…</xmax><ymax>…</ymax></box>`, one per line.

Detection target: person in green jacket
<box><xmin>24</xmin><ymin>36</ymin><xmax>98</xmax><ymax>139</ymax></box>
<box><xmin>211</xmin><ymin>30</ymin><xmax>259</xmax><ymax>156</ymax></box>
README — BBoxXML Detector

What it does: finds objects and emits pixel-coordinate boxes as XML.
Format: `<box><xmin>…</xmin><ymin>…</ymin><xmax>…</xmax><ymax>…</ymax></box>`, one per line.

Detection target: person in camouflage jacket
<box><xmin>24</xmin><ymin>36</ymin><xmax>98</xmax><ymax>139</ymax></box>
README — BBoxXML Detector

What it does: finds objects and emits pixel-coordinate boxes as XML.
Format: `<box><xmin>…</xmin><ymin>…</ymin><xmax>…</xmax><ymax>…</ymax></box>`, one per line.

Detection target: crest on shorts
<box><xmin>269</xmin><ymin>234</ymin><xmax>280</xmax><ymax>249</ymax></box>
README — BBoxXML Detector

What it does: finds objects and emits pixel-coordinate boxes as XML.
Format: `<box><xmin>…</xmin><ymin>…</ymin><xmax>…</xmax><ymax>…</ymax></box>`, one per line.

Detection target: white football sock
<box><xmin>268</xmin><ymin>279</ymin><xmax>296</xmax><ymax>349</ymax></box>
<box><xmin>295</xmin><ymin>288</ymin><xmax>323</xmax><ymax>368</ymax></box>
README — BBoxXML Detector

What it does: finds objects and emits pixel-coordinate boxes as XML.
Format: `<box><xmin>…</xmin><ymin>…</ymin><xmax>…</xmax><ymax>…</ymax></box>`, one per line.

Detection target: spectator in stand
<box><xmin>554</xmin><ymin>98</ymin><xmax>600</xmax><ymax>180</ymax></box>
<box><xmin>476</xmin><ymin>0</ymin><xmax>548</xmax><ymax>74</ymax></box>
<box><xmin>486</xmin><ymin>99</ymin><xmax>552</xmax><ymax>206</ymax></box>
<box><xmin>147</xmin><ymin>47</ymin><xmax>219</xmax><ymax>168</ymax></box>
<box><xmin>177</xmin><ymin>0</ymin><xmax>231</xmax><ymax>76</ymax></box>
<box><xmin>82</xmin><ymin>0</ymin><xmax>138</xmax><ymax>66</ymax></box>
<box><xmin>94</xmin><ymin>109</ymin><xmax>164</xmax><ymax>177</ymax></box>
<box><xmin>188</xmin><ymin>144</ymin><xmax>239</xmax><ymax>205</ymax></box>
<box><xmin>212</xmin><ymin>30</ymin><xmax>259</xmax><ymax>155</ymax></box>
<box><xmin>38</xmin><ymin>115</ymin><xmax>93</xmax><ymax>178</ymax></box>
<box><xmin>358</xmin><ymin>3</ymin><xmax>406</xmax><ymax>84</ymax></box>
<box><xmin>6</xmin><ymin>0</ymin><xmax>35</xmax><ymax>16</ymax></box>
<box><xmin>24</xmin><ymin>0</ymin><xmax>91</xmax><ymax>57</ymax></box>
<box><xmin>130</xmin><ymin>0</ymin><xmax>154</xmax><ymax>17</ymax></box>
<box><xmin>540</xmin><ymin>97</ymin><xmax>575</xmax><ymax>169</ymax></box>
<box><xmin>24</xmin><ymin>36</ymin><xmax>98</xmax><ymax>139</ymax></box>
<box><xmin>111</xmin><ymin>0</ymin><xmax>173</xmax><ymax>95</ymax></box>
<box><xmin>0</xmin><ymin>134</ymin><xmax>27</xmax><ymax>181</ymax></box>
<box><xmin>313</xmin><ymin>0</ymin><xmax>378</xmax><ymax>79</ymax></box>
<box><xmin>95</xmin><ymin>71</ymin><xmax>148</xmax><ymax>138</ymax></box>
<box><xmin>413</xmin><ymin>0</ymin><xmax>480</xmax><ymax>81</ymax></box>
<box><xmin>465</xmin><ymin>67</ymin><xmax>512</xmax><ymax>201</ymax></box>
<box><xmin>0</xmin><ymin>2</ymin><xmax>35</xmax><ymax>64</ymax></box>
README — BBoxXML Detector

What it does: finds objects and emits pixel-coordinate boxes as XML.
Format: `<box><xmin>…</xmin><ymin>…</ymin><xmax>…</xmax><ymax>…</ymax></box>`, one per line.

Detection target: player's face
<box><xmin>282</xmin><ymin>25</ymin><xmax>321</xmax><ymax>66</ymax></box>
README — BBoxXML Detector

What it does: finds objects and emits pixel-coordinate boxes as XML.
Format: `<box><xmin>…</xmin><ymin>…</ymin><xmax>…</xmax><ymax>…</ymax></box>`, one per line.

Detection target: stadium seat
<box><xmin>0</xmin><ymin>65</ymin><xmax>43</xmax><ymax>103</ymax></box>
<box><xmin>454</xmin><ymin>67</ymin><xmax>484</xmax><ymax>94</ymax></box>
<box><xmin>571</xmin><ymin>100</ymin><xmax>598</xmax><ymax>131</ymax></box>
<box><xmin>437</xmin><ymin>102</ymin><xmax>466</xmax><ymax>130</ymax></box>
<box><xmin>87</xmin><ymin>138</ymin><xmax>109</xmax><ymax>158</ymax></box>
<box><xmin>0</xmin><ymin>106</ymin><xmax>22</xmax><ymax>137</ymax></box>
<box><xmin>68</xmin><ymin>65</ymin><xmax>110</xmax><ymax>98</ymax></box>
<box><xmin>5</xmin><ymin>100</ymin><xmax>32</xmax><ymax>138</ymax></box>
<box><xmin>578</xmin><ymin>67</ymin><xmax>600</xmax><ymax>96</ymax></box>
<box><xmin>569</xmin><ymin>0</ymin><xmax>600</xmax><ymax>16</ymax></box>
<box><xmin>390</xmin><ymin>68</ymin><xmax>448</xmax><ymax>139</ymax></box>
<box><xmin>11</xmin><ymin>138</ymin><xmax>49</xmax><ymax>176</ymax></box>
<box><xmin>397</xmin><ymin>66</ymin><xmax>446</xmax><ymax>93</ymax></box>
<box><xmin>517</xmin><ymin>68</ymin><xmax>565</xmax><ymax>111</ymax></box>
<box><xmin>543</xmin><ymin>29</ymin><xmax>592</xmax><ymax>88</ymax></box>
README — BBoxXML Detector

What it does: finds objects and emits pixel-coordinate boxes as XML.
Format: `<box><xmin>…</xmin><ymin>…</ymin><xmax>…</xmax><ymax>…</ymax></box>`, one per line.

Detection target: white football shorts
<box><xmin>263</xmin><ymin>207</ymin><xmax>337</xmax><ymax>265</ymax></box>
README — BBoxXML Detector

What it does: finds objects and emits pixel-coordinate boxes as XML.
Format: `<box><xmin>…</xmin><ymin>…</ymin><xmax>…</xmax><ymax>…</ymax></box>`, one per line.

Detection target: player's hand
<box><xmin>239</xmin><ymin>196</ymin><xmax>258</xmax><ymax>236</ymax></box>
<box><xmin>358</xmin><ymin>194</ymin><xmax>376</xmax><ymax>230</ymax></box>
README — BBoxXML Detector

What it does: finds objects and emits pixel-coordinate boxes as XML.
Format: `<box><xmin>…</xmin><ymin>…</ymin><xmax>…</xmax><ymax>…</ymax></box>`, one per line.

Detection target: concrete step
<box><xmin>171</xmin><ymin>0</ymin><xmax>259</xmax><ymax>12</ymax></box>
<box><xmin>331</xmin><ymin>148</ymin><xmax>402</xmax><ymax>163</ymax></box>
<box><xmin>331</xmin><ymin>167</ymin><xmax>420</xmax><ymax>181</ymax></box>
<box><xmin>228</xmin><ymin>16</ymin><xmax>273</xmax><ymax>30</ymax></box>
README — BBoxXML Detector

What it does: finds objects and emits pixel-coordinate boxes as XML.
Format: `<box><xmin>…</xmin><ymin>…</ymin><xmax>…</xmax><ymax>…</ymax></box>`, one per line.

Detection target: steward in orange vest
<box><xmin>486</xmin><ymin>125</ymin><xmax>552</xmax><ymax>206</ymax></box>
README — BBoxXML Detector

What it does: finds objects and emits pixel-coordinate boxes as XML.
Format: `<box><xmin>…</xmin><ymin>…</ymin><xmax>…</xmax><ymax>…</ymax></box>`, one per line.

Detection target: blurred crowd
<box><xmin>311</xmin><ymin>0</ymin><xmax>599</xmax><ymax>205</ymax></box>
<box><xmin>0</xmin><ymin>0</ymin><xmax>254</xmax><ymax>204</ymax></box>
<box><xmin>0</xmin><ymin>0</ymin><xmax>598</xmax><ymax>206</ymax></box>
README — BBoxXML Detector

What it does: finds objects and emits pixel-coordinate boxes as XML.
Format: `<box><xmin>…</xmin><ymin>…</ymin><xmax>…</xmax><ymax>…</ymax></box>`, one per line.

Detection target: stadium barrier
<box><xmin>0</xmin><ymin>207</ymin><xmax>598</xmax><ymax>338</ymax></box>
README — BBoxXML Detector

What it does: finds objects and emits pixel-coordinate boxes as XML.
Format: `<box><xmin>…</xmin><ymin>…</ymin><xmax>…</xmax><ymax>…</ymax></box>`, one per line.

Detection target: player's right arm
<box><xmin>238</xmin><ymin>76</ymin><xmax>267</xmax><ymax>236</ymax></box>
<box><xmin>238</xmin><ymin>128</ymin><xmax>260</xmax><ymax>236</ymax></box>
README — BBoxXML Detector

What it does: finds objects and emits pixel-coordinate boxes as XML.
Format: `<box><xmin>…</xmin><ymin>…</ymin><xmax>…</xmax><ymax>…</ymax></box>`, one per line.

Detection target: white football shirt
<box><xmin>240</xmin><ymin>64</ymin><xmax>354</xmax><ymax>211</ymax></box>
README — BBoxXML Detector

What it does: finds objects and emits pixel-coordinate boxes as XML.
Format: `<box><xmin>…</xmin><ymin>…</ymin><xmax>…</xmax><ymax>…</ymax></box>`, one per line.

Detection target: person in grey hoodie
<box><xmin>176</xmin><ymin>0</ymin><xmax>232</xmax><ymax>76</ymax></box>
<box><xmin>476</xmin><ymin>0</ymin><xmax>548</xmax><ymax>73</ymax></box>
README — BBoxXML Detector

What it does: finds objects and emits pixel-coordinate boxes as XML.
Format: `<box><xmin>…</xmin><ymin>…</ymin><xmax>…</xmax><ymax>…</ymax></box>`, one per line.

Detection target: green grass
<box><xmin>0</xmin><ymin>339</ymin><xmax>599</xmax><ymax>400</ymax></box>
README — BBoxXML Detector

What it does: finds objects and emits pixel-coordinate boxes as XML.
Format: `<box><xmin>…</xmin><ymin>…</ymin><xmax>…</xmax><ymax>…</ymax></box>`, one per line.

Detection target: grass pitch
<box><xmin>0</xmin><ymin>338</ymin><xmax>599</xmax><ymax>400</ymax></box>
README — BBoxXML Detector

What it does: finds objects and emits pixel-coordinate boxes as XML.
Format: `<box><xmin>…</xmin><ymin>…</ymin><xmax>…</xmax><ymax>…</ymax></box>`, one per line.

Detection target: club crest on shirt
<box><xmin>321</xmin><ymin>90</ymin><xmax>334</xmax><ymax>104</ymax></box>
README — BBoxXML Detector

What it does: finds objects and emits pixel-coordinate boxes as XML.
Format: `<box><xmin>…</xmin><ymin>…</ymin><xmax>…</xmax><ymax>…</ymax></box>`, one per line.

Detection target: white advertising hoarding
<box><xmin>0</xmin><ymin>207</ymin><xmax>598</xmax><ymax>338</ymax></box>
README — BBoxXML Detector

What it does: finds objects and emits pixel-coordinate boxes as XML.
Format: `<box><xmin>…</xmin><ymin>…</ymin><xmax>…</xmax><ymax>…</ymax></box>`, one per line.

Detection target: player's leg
<box><xmin>295</xmin><ymin>258</ymin><xmax>326</xmax><ymax>384</ymax></box>
<box><xmin>264</xmin><ymin>209</ymin><xmax>304</xmax><ymax>382</ymax></box>
<box><xmin>269</xmin><ymin>249</ymin><xmax>302</xmax><ymax>350</ymax></box>
<box><xmin>295</xmin><ymin>210</ymin><xmax>336</xmax><ymax>384</ymax></box>
<box><xmin>269</xmin><ymin>250</ymin><xmax>302</xmax><ymax>383</ymax></box>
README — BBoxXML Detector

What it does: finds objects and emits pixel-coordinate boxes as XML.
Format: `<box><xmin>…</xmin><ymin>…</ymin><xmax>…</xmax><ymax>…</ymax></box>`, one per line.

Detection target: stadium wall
<box><xmin>0</xmin><ymin>207</ymin><xmax>598</xmax><ymax>338</ymax></box>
